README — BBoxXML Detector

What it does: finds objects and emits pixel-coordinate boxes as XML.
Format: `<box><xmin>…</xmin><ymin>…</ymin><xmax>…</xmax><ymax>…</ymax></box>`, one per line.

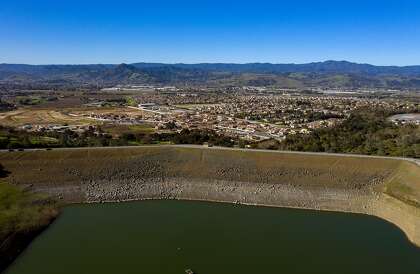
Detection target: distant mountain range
<box><xmin>1</xmin><ymin>60</ymin><xmax>420</xmax><ymax>89</ymax></box>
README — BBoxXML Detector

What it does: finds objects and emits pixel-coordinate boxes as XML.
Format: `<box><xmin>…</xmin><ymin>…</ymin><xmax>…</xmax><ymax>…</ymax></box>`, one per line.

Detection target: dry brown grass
<box><xmin>385</xmin><ymin>161</ymin><xmax>420</xmax><ymax>207</ymax></box>
<box><xmin>0</xmin><ymin>109</ymin><xmax>91</xmax><ymax>127</ymax></box>
<box><xmin>1</xmin><ymin>146</ymin><xmax>417</xmax><ymax>206</ymax></box>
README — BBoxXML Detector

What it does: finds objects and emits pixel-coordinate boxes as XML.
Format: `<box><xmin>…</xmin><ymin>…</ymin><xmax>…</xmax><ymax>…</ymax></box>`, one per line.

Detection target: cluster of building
<box><xmin>20</xmin><ymin>124</ymin><xmax>95</xmax><ymax>133</ymax></box>
<box><xmin>126</xmin><ymin>91</ymin><xmax>418</xmax><ymax>141</ymax></box>
<box><xmin>15</xmin><ymin>87</ymin><xmax>420</xmax><ymax>142</ymax></box>
<box><xmin>86</xmin><ymin>113</ymin><xmax>144</xmax><ymax>125</ymax></box>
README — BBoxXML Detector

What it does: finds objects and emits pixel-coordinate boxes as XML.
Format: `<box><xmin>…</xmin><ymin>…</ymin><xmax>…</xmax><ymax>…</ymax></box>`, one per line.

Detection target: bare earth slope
<box><xmin>1</xmin><ymin>146</ymin><xmax>419</xmax><ymax>246</ymax></box>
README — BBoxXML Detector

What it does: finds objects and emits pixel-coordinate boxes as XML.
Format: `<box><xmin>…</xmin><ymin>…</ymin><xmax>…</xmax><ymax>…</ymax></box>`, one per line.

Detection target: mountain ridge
<box><xmin>1</xmin><ymin>60</ymin><xmax>420</xmax><ymax>89</ymax></box>
<box><xmin>3</xmin><ymin>60</ymin><xmax>420</xmax><ymax>76</ymax></box>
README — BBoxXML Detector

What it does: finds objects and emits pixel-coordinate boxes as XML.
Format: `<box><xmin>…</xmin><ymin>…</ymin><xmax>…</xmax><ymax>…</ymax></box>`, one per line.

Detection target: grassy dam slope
<box><xmin>1</xmin><ymin>146</ymin><xmax>420</xmax><ymax>247</ymax></box>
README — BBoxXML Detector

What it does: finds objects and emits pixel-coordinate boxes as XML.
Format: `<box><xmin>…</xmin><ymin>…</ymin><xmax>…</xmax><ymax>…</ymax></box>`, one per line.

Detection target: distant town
<box><xmin>96</xmin><ymin>85</ymin><xmax>419</xmax><ymax>141</ymax></box>
<box><xmin>0</xmin><ymin>84</ymin><xmax>418</xmax><ymax>155</ymax></box>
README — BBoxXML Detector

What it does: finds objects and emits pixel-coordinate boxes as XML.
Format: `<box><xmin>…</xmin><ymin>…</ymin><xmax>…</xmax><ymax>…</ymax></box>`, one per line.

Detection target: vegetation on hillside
<box><xmin>0</xmin><ymin>163</ymin><xmax>58</xmax><ymax>271</ymax></box>
<box><xmin>0</xmin><ymin>164</ymin><xmax>57</xmax><ymax>256</ymax></box>
<box><xmin>0</xmin><ymin>183</ymin><xmax>57</xmax><ymax>242</ymax></box>
<box><xmin>279</xmin><ymin>109</ymin><xmax>420</xmax><ymax>158</ymax></box>
<box><xmin>0</xmin><ymin>126</ymin><xmax>235</xmax><ymax>149</ymax></box>
<box><xmin>2</xmin><ymin>61</ymin><xmax>420</xmax><ymax>89</ymax></box>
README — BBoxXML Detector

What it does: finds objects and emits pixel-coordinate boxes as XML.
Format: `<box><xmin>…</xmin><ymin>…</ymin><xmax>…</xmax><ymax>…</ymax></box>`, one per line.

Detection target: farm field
<box><xmin>0</xmin><ymin>109</ymin><xmax>93</xmax><ymax>127</ymax></box>
<box><xmin>0</xmin><ymin>106</ymin><xmax>145</xmax><ymax>127</ymax></box>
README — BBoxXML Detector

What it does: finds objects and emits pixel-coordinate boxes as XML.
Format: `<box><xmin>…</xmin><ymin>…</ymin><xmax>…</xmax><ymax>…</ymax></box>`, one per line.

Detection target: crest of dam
<box><xmin>1</xmin><ymin>145</ymin><xmax>420</xmax><ymax>247</ymax></box>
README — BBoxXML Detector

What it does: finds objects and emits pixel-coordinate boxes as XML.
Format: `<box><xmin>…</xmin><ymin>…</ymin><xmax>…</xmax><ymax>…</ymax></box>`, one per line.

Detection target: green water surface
<box><xmin>6</xmin><ymin>200</ymin><xmax>420</xmax><ymax>274</ymax></box>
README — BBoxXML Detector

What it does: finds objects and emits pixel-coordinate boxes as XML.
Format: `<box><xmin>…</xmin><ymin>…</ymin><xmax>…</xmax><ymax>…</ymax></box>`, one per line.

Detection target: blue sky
<box><xmin>1</xmin><ymin>0</ymin><xmax>420</xmax><ymax>65</ymax></box>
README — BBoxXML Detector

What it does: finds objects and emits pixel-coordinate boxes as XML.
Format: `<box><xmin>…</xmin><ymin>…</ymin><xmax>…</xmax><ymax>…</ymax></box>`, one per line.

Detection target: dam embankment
<box><xmin>1</xmin><ymin>145</ymin><xmax>419</xmax><ymax>247</ymax></box>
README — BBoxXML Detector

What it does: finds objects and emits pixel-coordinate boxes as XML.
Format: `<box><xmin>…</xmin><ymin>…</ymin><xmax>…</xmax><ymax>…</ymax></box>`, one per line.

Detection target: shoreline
<box><xmin>79</xmin><ymin>178</ymin><xmax>420</xmax><ymax>248</ymax></box>
<box><xmin>0</xmin><ymin>217</ymin><xmax>57</xmax><ymax>273</ymax></box>
<box><xmin>1</xmin><ymin>145</ymin><xmax>419</xmax><ymax>272</ymax></box>
<box><xmin>4</xmin><ymin>193</ymin><xmax>418</xmax><ymax>274</ymax></box>
<box><xmin>81</xmin><ymin>195</ymin><xmax>419</xmax><ymax>247</ymax></box>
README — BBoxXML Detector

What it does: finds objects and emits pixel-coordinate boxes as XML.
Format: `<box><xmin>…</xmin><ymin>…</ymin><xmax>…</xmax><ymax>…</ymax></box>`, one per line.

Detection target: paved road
<box><xmin>1</xmin><ymin>144</ymin><xmax>418</xmax><ymax>166</ymax></box>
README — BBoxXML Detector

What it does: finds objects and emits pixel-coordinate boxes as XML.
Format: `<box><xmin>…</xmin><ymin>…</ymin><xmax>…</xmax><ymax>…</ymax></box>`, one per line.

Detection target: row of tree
<box><xmin>279</xmin><ymin>108</ymin><xmax>419</xmax><ymax>158</ymax></box>
<box><xmin>0</xmin><ymin>126</ymin><xmax>236</xmax><ymax>149</ymax></box>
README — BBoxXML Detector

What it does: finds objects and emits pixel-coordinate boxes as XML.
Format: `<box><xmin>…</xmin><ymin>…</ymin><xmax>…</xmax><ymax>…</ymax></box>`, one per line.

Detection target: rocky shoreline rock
<box><xmin>1</xmin><ymin>146</ymin><xmax>419</xmax><ymax>249</ymax></box>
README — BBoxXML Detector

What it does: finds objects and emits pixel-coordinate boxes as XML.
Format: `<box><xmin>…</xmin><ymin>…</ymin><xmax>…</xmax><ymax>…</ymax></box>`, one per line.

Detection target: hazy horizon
<box><xmin>2</xmin><ymin>60</ymin><xmax>420</xmax><ymax>67</ymax></box>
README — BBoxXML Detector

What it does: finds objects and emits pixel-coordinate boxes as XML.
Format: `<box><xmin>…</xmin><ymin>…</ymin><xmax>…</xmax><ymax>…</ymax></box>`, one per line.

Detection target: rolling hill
<box><xmin>1</xmin><ymin>61</ymin><xmax>420</xmax><ymax>89</ymax></box>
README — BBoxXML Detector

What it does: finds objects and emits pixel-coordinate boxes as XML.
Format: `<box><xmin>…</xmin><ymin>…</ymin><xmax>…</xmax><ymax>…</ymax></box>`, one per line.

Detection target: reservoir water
<box><xmin>6</xmin><ymin>200</ymin><xmax>420</xmax><ymax>274</ymax></box>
